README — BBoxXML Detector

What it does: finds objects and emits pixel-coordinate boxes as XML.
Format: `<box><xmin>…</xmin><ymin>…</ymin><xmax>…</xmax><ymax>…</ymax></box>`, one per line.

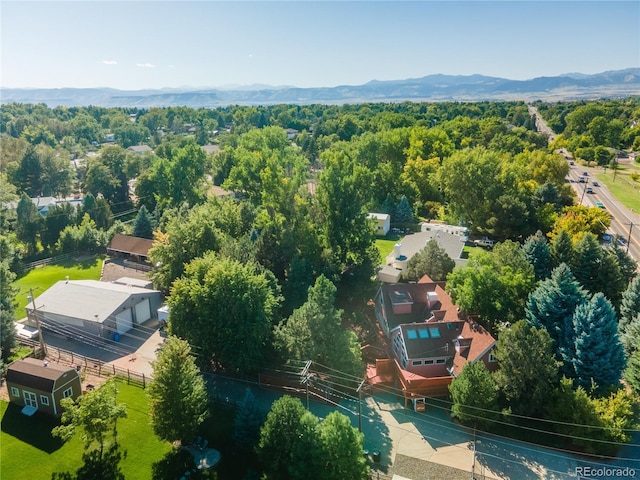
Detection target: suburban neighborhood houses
<box><xmin>1</xmin><ymin>97</ymin><xmax>639</xmax><ymax>480</ymax></box>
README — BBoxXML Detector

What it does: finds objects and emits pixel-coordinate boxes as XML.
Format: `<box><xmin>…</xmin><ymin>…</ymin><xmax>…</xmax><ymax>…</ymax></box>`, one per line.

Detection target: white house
<box><xmin>368</xmin><ymin>213</ymin><xmax>391</xmax><ymax>236</ymax></box>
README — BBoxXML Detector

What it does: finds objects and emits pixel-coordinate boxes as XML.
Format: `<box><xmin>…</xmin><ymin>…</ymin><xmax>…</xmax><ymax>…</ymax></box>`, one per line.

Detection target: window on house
<box><xmin>10</xmin><ymin>387</ymin><xmax>19</xmax><ymax>397</ymax></box>
<box><xmin>436</xmin><ymin>359</ymin><xmax>446</xmax><ymax>364</ymax></box>
<box><xmin>489</xmin><ymin>353</ymin><xmax>497</xmax><ymax>363</ymax></box>
<box><xmin>411</xmin><ymin>360</ymin><xmax>423</xmax><ymax>366</ymax></box>
<box><xmin>40</xmin><ymin>395</ymin><xmax>50</xmax><ymax>406</ymax></box>
<box><xmin>424</xmin><ymin>359</ymin><xmax>434</xmax><ymax>365</ymax></box>
<box><xmin>63</xmin><ymin>387</ymin><xmax>73</xmax><ymax>398</ymax></box>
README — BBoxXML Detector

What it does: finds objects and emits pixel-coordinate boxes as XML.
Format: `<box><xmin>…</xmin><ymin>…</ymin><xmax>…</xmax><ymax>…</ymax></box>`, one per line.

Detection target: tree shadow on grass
<box><xmin>52</xmin><ymin>443</ymin><xmax>126</xmax><ymax>480</ymax></box>
<box><xmin>1</xmin><ymin>403</ymin><xmax>64</xmax><ymax>453</ymax></box>
<box><xmin>152</xmin><ymin>448</ymin><xmax>218</xmax><ymax>480</ymax></box>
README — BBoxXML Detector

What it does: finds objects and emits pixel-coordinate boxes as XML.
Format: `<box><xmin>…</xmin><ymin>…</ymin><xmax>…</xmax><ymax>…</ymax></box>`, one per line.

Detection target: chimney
<box><xmin>44</xmin><ymin>361</ymin><xmax>48</xmax><ymax>367</ymax></box>
<box><xmin>65</xmin><ymin>276</ymin><xmax>69</xmax><ymax>284</ymax></box>
<box><xmin>393</xmin><ymin>243</ymin><xmax>402</xmax><ymax>259</ymax></box>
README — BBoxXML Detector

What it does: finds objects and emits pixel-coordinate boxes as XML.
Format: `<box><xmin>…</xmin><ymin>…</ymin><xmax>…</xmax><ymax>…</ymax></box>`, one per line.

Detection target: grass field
<box><xmin>594</xmin><ymin>171</ymin><xmax>640</xmax><ymax>213</ymax></box>
<box><xmin>375</xmin><ymin>235</ymin><xmax>402</xmax><ymax>262</ymax></box>
<box><xmin>0</xmin><ymin>381</ymin><xmax>173</xmax><ymax>480</ymax></box>
<box><xmin>12</xmin><ymin>255</ymin><xmax>105</xmax><ymax>320</ymax></box>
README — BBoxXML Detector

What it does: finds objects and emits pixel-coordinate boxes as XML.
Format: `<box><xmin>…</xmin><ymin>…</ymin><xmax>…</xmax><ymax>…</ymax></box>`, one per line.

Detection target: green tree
<box><xmin>405</xmin><ymin>238</ymin><xmax>456</xmax><ymax>282</ymax></box>
<box><xmin>232</xmin><ymin>388</ymin><xmax>262</xmax><ymax>454</ymax></box>
<box><xmin>16</xmin><ymin>192</ymin><xmax>43</xmax><ymax>255</ymax></box>
<box><xmin>525</xmin><ymin>263</ymin><xmax>588</xmax><ymax>378</ymax></box>
<box><xmin>52</xmin><ymin>380</ymin><xmax>127</xmax><ymax>460</ymax></box>
<box><xmin>0</xmin><ymin>237</ymin><xmax>18</xmax><ymax>361</ymax></box>
<box><xmin>623</xmin><ymin>349</ymin><xmax>640</xmax><ymax>396</ymax></box>
<box><xmin>550</xmin><ymin>229</ymin><xmax>574</xmax><ymax>267</ymax></box>
<box><xmin>168</xmin><ymin>253</ymin><xmax>280</xmax><ymax>373</ymax></box>
<box><xmin>275</xmin><ymin>275</ymin><xmax>363</xmax><ymax>377</ymax></box>
<box><xmin>493</xmin><ymin>321</ymin><xmax>559</xmax><ymax>416</ymax></box>
<box><xmin>449</xmin><ymin>361</ymin><xmax>498</xmax><ymax>428</ymax></box>
<box><xmin>147</xmin><ymin>335</ymin><xmax>208</xmax><ymax>444</ymax></box>
<box><xmin>289</xmin><ymin>412</ymin><xmax>323</xmax><ymax>480</ymax></box>
<box><xmin>149</xmin><ymin>204</ymin><xmax>220</xmax><ymax>292</ymax></box>
<box><xmin>572</xmin><ymin>293</ymin><xmax>626</xmax><ymax>391</ymax></box>
<box><xmin>394</xmin><ymin>195</ymin><xmax>414</xmax><ymax>224</ymax></box>
<box><xmin>620</xmin><ymin>275</ymin><xmax>640</xmax><ymax>339</ymax></box>
<box><xmin>447</xmin><ymin>243</ymin><xmax>534</xmax><ymax>330</ymax></box>
<box><xmin>316</xmin><ymin>411</ymin><xmax>368</xmax><ymax>480</ymax></box>
<box><xmin>522</xmin><ymin>230</ymin><xmax>552</xmax><ymax>281</ymax></box>
<box><xmin>258</xmin><ymin>396</ymin><xmax>307</xmax><ymax>479</ymax></box>
<box><xmin>11</xmin><ymin>144</ymin><xmax>43</xmax><ymax>196</ymax></box>
<box><xmin>132</xmin><ymin>205</ymin><xmax>154</xmax><ymax>239</ymax></box>
<box><xmin>42</xmin><ymin>202</ymin><xmax>80</xmax><ymax>250</ymax></box>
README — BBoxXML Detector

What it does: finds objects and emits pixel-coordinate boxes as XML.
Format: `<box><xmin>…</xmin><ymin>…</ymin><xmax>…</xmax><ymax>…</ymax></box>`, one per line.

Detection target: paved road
<box><xmin>529</xmin><ymin>105</ymin><xmax>640</xmax><ymax>263</ymax></box>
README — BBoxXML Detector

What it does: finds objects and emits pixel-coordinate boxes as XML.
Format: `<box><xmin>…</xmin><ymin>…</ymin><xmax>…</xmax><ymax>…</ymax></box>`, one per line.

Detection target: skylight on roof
<box><xmin>418</xmin><ymin>329</ymin><xmax>430</xmax><ymax>339</ymax></box>
<box><xmin>407</xmin><ymin>329</ymin><xmax>418</xmax><ymax>340</ymax></box>
<box><xmin>429</xmin><ymin>327</ymin><xmax>441</xmax><ymax>338</ymax></box>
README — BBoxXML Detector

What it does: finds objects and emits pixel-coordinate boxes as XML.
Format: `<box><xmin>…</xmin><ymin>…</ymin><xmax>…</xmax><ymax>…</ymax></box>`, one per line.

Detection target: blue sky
<box><xmin>1</xmin><ymin>1</ymin><xmax>638</xmax><ymax>90</ymax></box>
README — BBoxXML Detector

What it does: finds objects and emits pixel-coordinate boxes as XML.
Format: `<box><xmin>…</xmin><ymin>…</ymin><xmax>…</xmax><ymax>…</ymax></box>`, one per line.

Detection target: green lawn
<box><xmin>375</xmin><ymin>235</ymin><xmax>402</xmax><ymax>261</ymax></box>
<box><xmin>0</xmin><ymin>381</ymin><xmax>173</xmax><ymax>480</ymax></box>
<box><xmin>594</xmin><ymin>171</ymin><xmax>640</xmax><ymax>213</ymax></box>
<box><xmin>12</xmin><ymin>255</ymin><xmax>105</xmax><ymax>320</ymax></box>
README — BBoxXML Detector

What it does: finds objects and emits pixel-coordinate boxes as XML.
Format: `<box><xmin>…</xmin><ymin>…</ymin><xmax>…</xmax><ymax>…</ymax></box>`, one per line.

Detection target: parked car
<box><xmin>473</xmin><ymin>237</ymin><xmax>495</xmax><ymax>248</ymax></box>
<box><xmin>602</xmin><ymin>233</ymin><xmax>612</xmax><ymax>243</ymax></box>
<box><xmin>617</xmin><ymin>237</ymin><xmax>627</xmax><ymax>247</ymax></box>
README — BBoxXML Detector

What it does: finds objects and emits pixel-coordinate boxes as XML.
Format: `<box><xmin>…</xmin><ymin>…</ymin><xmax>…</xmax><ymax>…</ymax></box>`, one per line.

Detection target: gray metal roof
<box><xmin>26</xmin><ymin>280</ymin><xmax>160</xmax><ymax>324</ymax></box>
<box><xmin>394</xmin><ymin>231</ymin><xmax>465</xmax><ymax>264</ymax></box>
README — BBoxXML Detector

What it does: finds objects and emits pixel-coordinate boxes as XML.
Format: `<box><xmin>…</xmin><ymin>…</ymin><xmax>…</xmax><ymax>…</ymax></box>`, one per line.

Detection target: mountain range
<box><xmin>1</xmin><ymin>68</ymin><xmax>638</xmax><ymax>108</ymax></box>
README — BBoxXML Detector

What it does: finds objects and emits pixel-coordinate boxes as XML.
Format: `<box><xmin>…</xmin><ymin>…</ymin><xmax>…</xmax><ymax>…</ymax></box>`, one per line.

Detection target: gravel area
<box><xmin>388</xmin><ymin>454</ymin><xmax>472</xmax><ymax>480</ymax></box>
<box><xmin>100</xmin><ymin>258</ymin><xmax>151</xmax><ymax>283</ymax></box>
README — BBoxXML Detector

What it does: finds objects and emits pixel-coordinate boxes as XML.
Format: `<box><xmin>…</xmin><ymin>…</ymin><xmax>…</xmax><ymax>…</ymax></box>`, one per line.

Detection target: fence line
<box><xmin>123</xmin><ymin>259</ymin><xmax>153</xmax><ymax>272</ymax></box>
<box><xmin>24</xmin><ymin>252</ymin><xmax>76</xmax><ymax>271</ymax></box>
<box><xmin>17</xmin><ymin>339</ymin><xmax>147</xmax><ymax>388</ymax></box>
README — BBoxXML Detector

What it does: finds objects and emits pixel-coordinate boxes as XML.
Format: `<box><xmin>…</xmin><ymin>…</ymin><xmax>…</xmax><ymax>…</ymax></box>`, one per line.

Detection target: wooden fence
<box><xmin>17</xmin><ymin>339</ymin><xmax>147</xmax><ymax>388</ymax></box>
<box><xmin>123</xmin><ymin>259</ymin><xmax>153</xmax><ymax>272</ymax></box>
<box><xmin>24</xmin><ymin>252</ymin><xmax>76</xmax><ymax>271</ymax></box>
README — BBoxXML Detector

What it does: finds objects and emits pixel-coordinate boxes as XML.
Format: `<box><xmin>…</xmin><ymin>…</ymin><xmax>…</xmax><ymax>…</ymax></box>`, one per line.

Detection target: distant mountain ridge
<box><xmin>2</xmin><ymin>68</ymin><xmax>638</xmax><ymax>108</ymax></box>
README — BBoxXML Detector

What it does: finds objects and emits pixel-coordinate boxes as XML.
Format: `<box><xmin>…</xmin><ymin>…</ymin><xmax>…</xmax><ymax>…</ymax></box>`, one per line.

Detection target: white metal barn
<box><xmin>25</xmin><ymin>280</ymin><xmax>162</xmax><ymax>340</ymax></box>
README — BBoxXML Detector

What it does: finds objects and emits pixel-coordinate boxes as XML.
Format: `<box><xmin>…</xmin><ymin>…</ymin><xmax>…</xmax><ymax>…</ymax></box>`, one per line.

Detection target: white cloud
<box><xmin>136</xmin><ymin>63</ymin><xmax>156</xmax><ymax>68</ymax></box>
<box><xmin>102</xmin><ymin>60</ymin><xmax>117</xmax><ymax>65</ymax></box>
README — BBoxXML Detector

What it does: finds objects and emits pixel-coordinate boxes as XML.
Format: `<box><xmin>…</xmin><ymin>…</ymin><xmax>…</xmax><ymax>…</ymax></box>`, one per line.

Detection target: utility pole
<box><xmin>625</xmin><ymin>222</ymin><xmax>635</xmax><ymax>254</ymax></box>
<box><xmin>300</xmin><ymin>360</ymin><xmax>312</xmax><ymax>409</ymax></box>
<box><xmin>356</xmin><ymin>378</ymin><xmax>366</xmax><ymax>432</ymax></box>
<box><xmin>580</xmin><ymin>177</ymin><xmax>589</xmax><ymax>205</ymax></box>
<box><xmin>28</xmin><ymin>288</ymin><xmax>47</xmax><ymax>357</ymax></box>
<box><xmin>471</xmin><ymin>427</ymin><xmax>476</xmax><ymax>480</ymax></box>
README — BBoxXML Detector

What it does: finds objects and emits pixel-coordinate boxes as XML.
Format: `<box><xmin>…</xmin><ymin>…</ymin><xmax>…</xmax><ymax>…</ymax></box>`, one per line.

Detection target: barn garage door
<box><xmin>134</xmin><ymin>299</ymin><xmax>151</xmax><ymax>324</ymax></box>
<box><xmin>115</xmin><ymin>308</ymin><xmax>133</xmax><ymax>334</ymax></box>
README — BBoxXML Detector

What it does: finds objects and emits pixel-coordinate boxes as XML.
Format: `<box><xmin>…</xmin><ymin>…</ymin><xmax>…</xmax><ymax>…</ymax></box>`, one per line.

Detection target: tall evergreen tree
<box><xmin>525</xmin><ymin>263</ymin><xmax>588</xmax><ymax>378</ymax></box>
<box><xmin>620</xmin><ymin>275</ymin><xmax>640</xmax><ymax>335</ymax></box>
<box><xmin>147</xmin><ymin>336</ymin><xmax>209</xmax><ymax>444</ymax></box>
<box><xmin>0</xmin><ymin>237</ymin><xmax>18</xmax><ymax>361</ymax></box>
<box><xmin>16</xmin><ymin>192</ymin><xmax>43</xmax><ymax>255</ymax></box>
<box><xmin>570</xmin><ymin>233</ymin><xmax>602</xmax><ymax>293</ymax></box>
<box><xmin>623</xmin><ymin>349</ymin><xmax>640</xmax><ymax>396</ymax></box>
<box><xmin>550</xmin><ymin>229</ymin><xmax>573</xmax><ymax>268</ymax></box>
<box><xmin>572</xmin><ymin>293</ymin><xmax>626</xmax><ymax>390</ymax></box>
<box><xmin>493</xmin><ymin>320</ymin><xmax>559</xmax><ymax>416</ymax></box>
<box><xmin>522</xmin><ymin>230</ymin><xmax>552</xmax><ymax>281</ymax></box>
<box><xmin>132</xmin><ymin>205</ymin><xmax>155</xmax><ymax>239</ymax></box>
<box><xmin>405</xmin><ymin>238</ymin><xmax>456</xmax><ymax>282</ymax></box>
<box><xmin>275</xmin><ymin>275</ymin><xmax>363</xmax><ymax>377</ymax></box>
<box><xmin>395</xmin><ymin>195</ymin><xmax>414</xmax><ymax>224</ymax></box>
<box><xmin>232</xmin><ymin>388</ymin><xmax>262</xmax><ymax>453</ymax></box>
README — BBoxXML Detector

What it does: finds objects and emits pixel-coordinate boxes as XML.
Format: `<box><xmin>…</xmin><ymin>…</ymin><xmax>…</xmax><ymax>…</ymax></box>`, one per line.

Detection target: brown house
<box><xmin>371</xmin><ymin>275</ymin><xmax>497</xmax><ymax>403</ymax></box>
<box><xmin>107</xmin><ymin>234</ymin><xmax>154</xmax><ymax>262</ymax></box>
<box><xmin>5</xmin><ymin>358</ymin><xmax>82</xmax><ymax>417</ymax></box>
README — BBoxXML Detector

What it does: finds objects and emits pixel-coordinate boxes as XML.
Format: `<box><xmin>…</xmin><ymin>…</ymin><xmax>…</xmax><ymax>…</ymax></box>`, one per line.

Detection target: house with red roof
<box><xmin>371</xmin><ymin>275</ymin><xmax>497</xmax><ymax>403</ymax></box>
